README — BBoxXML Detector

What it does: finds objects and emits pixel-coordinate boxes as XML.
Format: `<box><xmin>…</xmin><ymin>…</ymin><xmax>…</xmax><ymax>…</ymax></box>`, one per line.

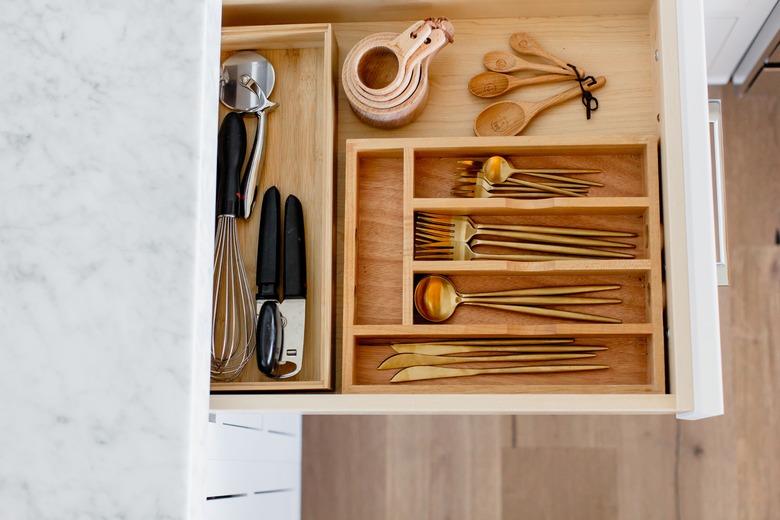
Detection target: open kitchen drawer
<box><xmin>210</xmin><ymin>0</ymin><xmax>724</xmax><ymax>419</ymax></box>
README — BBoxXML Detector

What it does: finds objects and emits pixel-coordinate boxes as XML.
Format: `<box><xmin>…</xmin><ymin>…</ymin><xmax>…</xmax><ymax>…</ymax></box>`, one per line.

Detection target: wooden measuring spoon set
<box><xmin>470</xmin><ymin>33</ymin><xmax>606</xmax><ymax>136</ymax></box>
<box><xmin>342</xmin><ymin>18</ymin><xmax>455</xmax><ymax>128</ymax></box>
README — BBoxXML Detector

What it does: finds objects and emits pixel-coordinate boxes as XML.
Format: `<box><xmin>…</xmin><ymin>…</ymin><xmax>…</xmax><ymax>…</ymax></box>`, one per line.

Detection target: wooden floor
<box><xmin>302</xmin><ymin>86</ymin><xmax>780</xmax><ymax>519</ymax></box>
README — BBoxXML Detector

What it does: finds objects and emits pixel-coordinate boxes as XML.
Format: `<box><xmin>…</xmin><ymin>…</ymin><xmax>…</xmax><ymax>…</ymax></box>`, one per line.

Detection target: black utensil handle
<box><xmin>283</xmin><ymin>195</ymin><xmax>307</xmax><ymax>298</ymax></box>
<box><xmin>257</xmin><ymin>186</ymin><xmax>281</xmax><ymax>299</ymax></box>
<box><xmin>256</xmin><ymin>300</ymin><xmax>283</xmax><ymax>377</ymax></box>
<box><xmin>216</xmin><ymin>112</ymin><xmax>246</xmax><ymax>217</ymax></box>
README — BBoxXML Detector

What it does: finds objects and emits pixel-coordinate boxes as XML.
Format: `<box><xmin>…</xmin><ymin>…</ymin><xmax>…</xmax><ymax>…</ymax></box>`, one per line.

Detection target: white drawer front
<box><xmin>668</xmin><ymin>0</ymin><xmax>725</xmax><ymax>420</ymax></box>
<box><xmin>205</xmin><ymin>491</ymin><xmax>297</xmax><ymax>520</ymax></box>
<box><xmin>206</xmin><ymin>415</ymin><xmax>302</xmax><ymax>519</ymax></box>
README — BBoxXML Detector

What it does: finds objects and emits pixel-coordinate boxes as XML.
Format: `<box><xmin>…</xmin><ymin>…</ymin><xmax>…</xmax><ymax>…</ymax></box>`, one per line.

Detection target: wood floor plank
<box><xmin>385</xmin><ymin>416</ymin><xmax>510</xmax><ymax>520</ymax></box>
<box><xmin>302</xmin><ymin>416</ymin><xmax>388</xmax><ymax>520</ymax></box>
<box><xmin>677</xmin><ymin>86</ymin><xmax>780</xmax><ymax>520</ymax></box>
<box><xmin>511</xmin><ymin>416</ymin><xmax>677</xmax><ymax>519</ymax></box>
<box><xmin>502</xmin><ymin>446</ymin><xmax>619</xmax><ymax>520</ymax></box>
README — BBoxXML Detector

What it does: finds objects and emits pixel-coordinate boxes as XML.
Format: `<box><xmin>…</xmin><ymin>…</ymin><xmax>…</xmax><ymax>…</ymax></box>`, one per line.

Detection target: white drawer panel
<box><xmin>207</xmin><ymin>460</ymin><xmax>297</xmax><ymax>497</ymax></box>
<box><xmin>207</xmin><ymin>422</ymin><xmax>298</xmax><ymax>463</ymax></box>
<box><xmin>205</xmin><ymin>491</ymin><xmax>297</xmax><ymax>520</ymax></box>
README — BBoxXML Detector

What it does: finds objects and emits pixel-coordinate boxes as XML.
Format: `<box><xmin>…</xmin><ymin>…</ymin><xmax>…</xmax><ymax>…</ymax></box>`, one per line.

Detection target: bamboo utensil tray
<box><xmin>342</xmin><ymin>136</ymin><xmax>665</xmax><ymax>394</ymax></box>
<box><xmin>211</xmin><ymin>24</ymin><xmax>336</xmax><ymax>392</ymax></box>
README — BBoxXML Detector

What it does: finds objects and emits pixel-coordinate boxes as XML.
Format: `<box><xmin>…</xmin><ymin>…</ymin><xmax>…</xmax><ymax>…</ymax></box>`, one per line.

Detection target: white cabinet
<box><xmin>206</xmin><ymin>413</ymin><xmax>302</xmax><ymax>520</ymax></box>
<box><xmin>704</xmin><ymin>0</ymin><xmax>777</xmax><ymax>83</ymax></box>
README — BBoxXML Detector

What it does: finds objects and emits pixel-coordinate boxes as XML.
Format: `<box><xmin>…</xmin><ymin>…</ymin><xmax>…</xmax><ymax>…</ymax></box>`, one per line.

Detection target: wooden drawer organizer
<box><xmin>342</xmin><ymin>136</ymin><xmax>665</xmax><ymax>394</ymax></box>
<box><xmin>211</xmin><ymin>0</ymin><xmax>709</xmax><ymax>413</ymax></box>
<box><xmin>211</xmin><ymin>24</ymin><xmax>336</xmax><ymax>392</ymax></box>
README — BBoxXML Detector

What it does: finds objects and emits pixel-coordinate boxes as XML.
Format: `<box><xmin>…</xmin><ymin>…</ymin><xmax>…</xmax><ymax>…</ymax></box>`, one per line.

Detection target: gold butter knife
<box><xmin>390</xmin><ymin>364</ymin><xmax>609</xmax><ymax>383</ymax></box>
<box><xmin>390</xmin><ymin>344</ymin><xmax>607</xmax><ymax>356</ymax></box>
<box><xmin>379</xmin><ymin>352</ymin><xmax>595</xmax><ymax>370</ymax></box>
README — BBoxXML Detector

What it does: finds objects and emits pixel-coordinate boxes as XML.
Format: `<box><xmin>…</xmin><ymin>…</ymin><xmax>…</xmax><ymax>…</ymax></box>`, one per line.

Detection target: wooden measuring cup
<box><xmin>347</xmin><ymin>29</ymin><xmax>449</xmax><ymax>108</ymax></box>
<box><xmin>346</xmin><ymin>21</ymin><xmax>433</xmax><ymax>97</ymax></box>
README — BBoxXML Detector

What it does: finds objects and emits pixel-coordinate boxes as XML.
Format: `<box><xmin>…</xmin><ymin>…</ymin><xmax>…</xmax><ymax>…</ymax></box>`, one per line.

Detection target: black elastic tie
<box><xmin>567</xmin><ymin>64</ymin><xmax>599</xmax><ymax>120</ymax></box>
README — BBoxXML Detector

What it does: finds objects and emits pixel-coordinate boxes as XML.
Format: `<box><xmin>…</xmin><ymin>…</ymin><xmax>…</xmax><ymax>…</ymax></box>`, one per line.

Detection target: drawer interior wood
<box><xmin>211</xmin><ymin>24</ymin><xmax>335</xmax><ymax>392</ymax></box>
<box><xmin>213</xmin><ymin>0</ymin><xmax>690</xmax><ymax>412</ymax></box>
<box><xmin>343</xmin><ymin>137</ymin><xmax>665</xmax><ymax>394</ymax></box>
<box><xmin>352</xmin><ymin>335</ymin><xmax>652</xmax><ymax>392</ymax></box>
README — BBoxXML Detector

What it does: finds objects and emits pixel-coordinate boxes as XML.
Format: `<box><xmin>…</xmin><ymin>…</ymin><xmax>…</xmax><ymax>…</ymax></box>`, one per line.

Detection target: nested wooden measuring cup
<box><xmin>345</xmin><ymin>21</ymin><xmax>432</xmax><ymax>97</ymax></box>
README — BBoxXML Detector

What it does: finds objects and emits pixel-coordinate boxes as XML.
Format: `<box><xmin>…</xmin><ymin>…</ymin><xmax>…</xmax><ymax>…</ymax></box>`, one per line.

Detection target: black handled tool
<box><xmin>255</xmin><ymin>188</ymin><xmax>306</xmax><ymax>378</ymax></box>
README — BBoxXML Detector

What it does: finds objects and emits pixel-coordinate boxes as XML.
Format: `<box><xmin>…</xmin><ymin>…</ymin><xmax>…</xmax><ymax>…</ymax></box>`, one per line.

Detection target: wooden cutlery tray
<box><xmin>343</xmin><ymin>136</ymin><xmax>665</xmax><ymax>394</ymax></box>
<box><xmin>212</xmin><ymin>24</ymin><xmax>337</xmax><ymax>392</ymax></box>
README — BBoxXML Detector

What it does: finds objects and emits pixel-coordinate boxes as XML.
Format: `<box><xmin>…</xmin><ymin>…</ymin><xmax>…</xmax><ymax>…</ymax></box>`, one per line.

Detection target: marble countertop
<box><xmin>0</xmin><ymin>1</ymin><xmax>220</xmax><ymax>518</ymax></box>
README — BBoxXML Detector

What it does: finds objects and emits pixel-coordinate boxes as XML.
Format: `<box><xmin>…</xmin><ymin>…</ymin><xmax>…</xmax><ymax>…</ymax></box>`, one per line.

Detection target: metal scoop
<box><xmin>220</xmin><ymin>51</ymin><xmax>277</xmax><ymax>219</ymax></box>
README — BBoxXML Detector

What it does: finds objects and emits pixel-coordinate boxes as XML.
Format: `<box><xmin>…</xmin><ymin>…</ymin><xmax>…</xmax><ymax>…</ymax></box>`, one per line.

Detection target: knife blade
<box><xmin>256</xmin><ymin>186</ymin><xmax>281</xmax><ymax>300</ymax></box>
<box><xmin>277</xmin><ymin>194</ymin><xmax>306</xmax><ymax>379</ymax></box>
<box><xmin>256</xmin><ymin>187</ymin><xmax>282</xmax><ymax>376</ymax></box>
<box><xmin>389</xmin><ymin>344</ymin><xmax>607</xmax><ymax>356</ymax></box>
<box><xmin>378</xmin><ymin>352</ymin><xmax>596</xmax><ymax>370</ymax></box>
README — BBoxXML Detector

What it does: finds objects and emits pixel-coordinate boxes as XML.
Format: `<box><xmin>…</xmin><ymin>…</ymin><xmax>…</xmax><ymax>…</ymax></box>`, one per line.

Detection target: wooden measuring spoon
<box><xmin>468</xmin><ymin>71</ymin><xmax>571</xmax><ymax>98</ymax></box>
<box><xmin>474</xmin><ymin>76</ymin><xmax>606</xmax><ymax>136</ymax></box>
<box><xmin>483</xmin><ymin>51</ymin><xmax>575</xmax><ymax>75</ymax></box>
<box><xmin>509</xmin><ymin>33</ymin><xmax>572</xmax><ymax>71</ymax></box>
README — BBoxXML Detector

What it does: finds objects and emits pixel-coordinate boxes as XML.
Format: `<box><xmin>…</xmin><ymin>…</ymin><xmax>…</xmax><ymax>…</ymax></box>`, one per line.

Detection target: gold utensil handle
<box><xmin>390</xmin><ymin>344</ymin><xmax>607</xmax><ymax>355</ymax></box>
<box><xmin>475</xmin><ymin>224</ymin><xmax>635</xmax><ymax>238</ymax></box>
<box><xmin>391</xmin><ymin>364</ymin><xmax>609</xmax><ymax>382</ymax></box>
<box><xmin>462</xmin><ymin>296</ymin><xmax>622</xmax><ymax>305</ymax></box>
<box><xmin>469</xmin><ymin>252</ymin><xmax>573</xmax><ymax>261</ymax></box>
<box><xmin>468</xmin><ymin>284</ymin><xmax>620</xmax><ymax>298</ymax></box>
<box><xmin>392</xmin><ymin>338</ymin><xmax>574</xmax><ymax>348</ymax></box>
<box><xmin>498</xmin><ymin>176</ymin><xmax>584</xmax><ymax>197</ymax></box>
<box><xmin>472</xmin><ymin>239</ymin><xmax>634</xmax><ymax>259</ymax></box>
<box><xmin>464</xmin><ymin>302</ymin><xmax>622</xmax><ymax>323</ymax></box>
<box><xmin>379</xmin><ymin>352</ymin><xmax>595</xmax><ymax>370</ymax></box>
<box><xmin>504</xmin><ymin>170</ymin><xmax>603</xmax><ymax>186</ymax></box>
<box><xmin>470</xmin><ymin>229</ymin><xmax>634</xmax><ymax>249</ymax></box>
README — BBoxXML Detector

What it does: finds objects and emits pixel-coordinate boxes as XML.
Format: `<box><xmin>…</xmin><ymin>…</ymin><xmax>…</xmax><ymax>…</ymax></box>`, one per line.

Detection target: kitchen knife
<box><xmin>389</xmin><ymin>344</ymin><xmax>607</xmax><ymax>356</ymax></box>
<box><xmin>256</xmin><ymin>187</ymin><xmax>282</xmax><ymax>376</ymax></box>
<box><xmin>277</xmin><ymin>194</ymin><xmax>307</xmax><ymax>378</ymax></box>
<box><xmin>256</xmin><ymin>186</ymin><xmax>281</xmax><ymax>300</ymax></box>
<box><xmin>378</xmin><ymin>352</ymin><xmax>596</xmax><ymax>370</ymax></box>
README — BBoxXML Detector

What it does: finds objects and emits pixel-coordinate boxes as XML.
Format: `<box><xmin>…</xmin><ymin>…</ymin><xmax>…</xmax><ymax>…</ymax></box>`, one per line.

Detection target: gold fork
<box><xmin>458</xmin><ymin>156</ymin><xmax>603</xmax><ymax>185</ymax></box>
<box><xmin>416</xmin><ymin>213</ymin><xmax>635</xmax><ymax>249</ymax></box>
<box><xmin>415</xmin><ymin>236</ymin><xmax>635</xmax><ymax>260</ymax></box>
<box><xmin>451</xmin><ymin>177</ymin><xmax>587</xmax><ymax>198</ymax></box>
<box><xmin>417</xmin><ymin>213</ymin><xmax>636</xmax><ymax>238</ymax></box>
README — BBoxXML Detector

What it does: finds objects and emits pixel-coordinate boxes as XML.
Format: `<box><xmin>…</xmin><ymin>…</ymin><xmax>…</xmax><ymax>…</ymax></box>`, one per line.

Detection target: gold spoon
<box><xmin>468</xmin><ymin>71</ymin><xmax>571</xmax><ymax>98</ymax></box>
<box><xmin>461</xmin><ymin>156</ymin><xmax>603</xmax><ymax>187</ymax></box>
<box><xmin>414</xmin><ymin>275</ymin><xmax>622</xmax><ymax>323</ymax></box>
<box><xmin>483</xmin><ymin>51</ymin><xmax>575</xmax><ymax>75</ymax></box>
<box><xmin>378</xmin><ymin>352</ymin><xmax>595</xmax><ymax>370</ymax></box>
<box><xmin>474</xmin><ymin>76</ymin><xmax>606</xmax><ymax>136</ymax></box>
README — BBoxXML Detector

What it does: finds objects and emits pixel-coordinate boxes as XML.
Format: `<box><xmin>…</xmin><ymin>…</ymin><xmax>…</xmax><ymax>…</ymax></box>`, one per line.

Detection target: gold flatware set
<box><xmin>453</xmin><ymin>155</ymin><xmax>603</xmax><ymax>199</ymax></box>
<box><xmin>415</xmin><ymin>213</ymin><xmax>636</xmax><ymax>261</ymax></box>
<box><xmin>377</xmin><ymin>338</ymin><xmax>609</xmax><ymax>383</ymax></box>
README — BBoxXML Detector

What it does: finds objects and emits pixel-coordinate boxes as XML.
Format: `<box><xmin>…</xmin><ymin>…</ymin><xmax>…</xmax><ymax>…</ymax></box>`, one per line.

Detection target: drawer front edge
<box><xmin>670</xmin><ymin>0</ymin><xmax>725</xmax><ymax>420</ymax></box>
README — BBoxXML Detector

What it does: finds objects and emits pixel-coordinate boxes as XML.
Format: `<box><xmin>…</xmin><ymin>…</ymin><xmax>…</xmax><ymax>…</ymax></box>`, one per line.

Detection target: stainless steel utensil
<box><xmin>212</xmin><ymin>113</ymin><xmax>256</xmax><ymax>380</ymax></box>
<box><xmin>220</xmin><ymin>51</ymin><xmax>277</xmax><ymax>219</ymax></box>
